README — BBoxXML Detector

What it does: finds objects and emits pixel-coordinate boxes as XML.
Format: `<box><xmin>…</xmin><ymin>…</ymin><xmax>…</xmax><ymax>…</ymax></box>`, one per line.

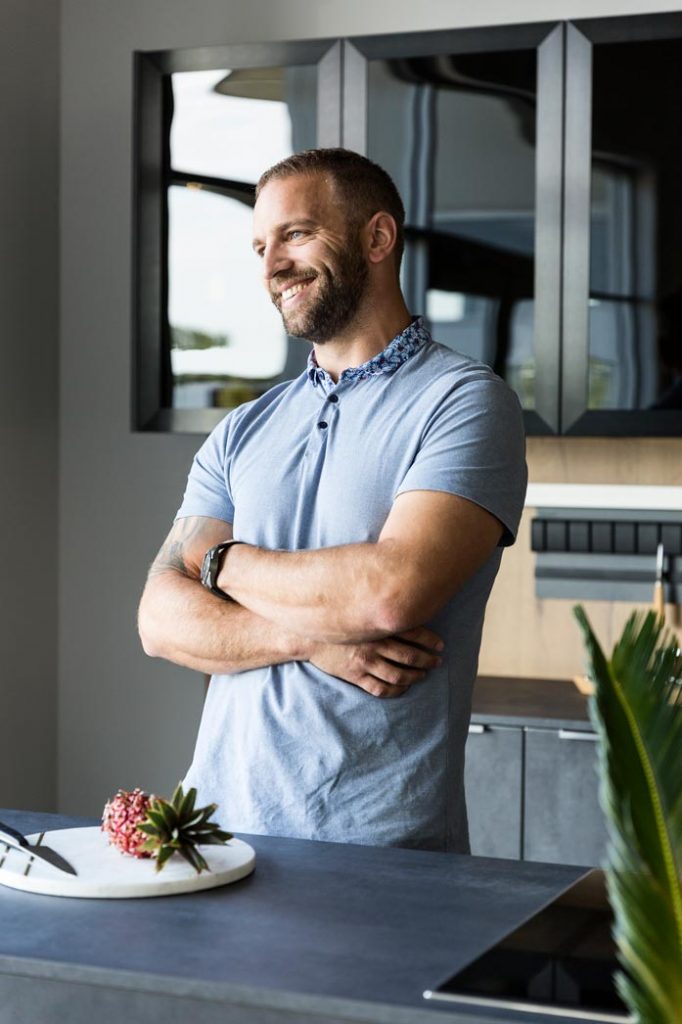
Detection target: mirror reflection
<box><xmin>366</xmin><ymin>49</ymin><xmax>537</xmax><ymax>409</ymax></box>
<box><xmin>167</xmin><ymin>66</ymin><xmax>316</xmax><ymax>411</ymax></box>
<box><xmin>589</xmin><ymin>36</ymin><xmax>682</xmax><ymax>411</ymax></box>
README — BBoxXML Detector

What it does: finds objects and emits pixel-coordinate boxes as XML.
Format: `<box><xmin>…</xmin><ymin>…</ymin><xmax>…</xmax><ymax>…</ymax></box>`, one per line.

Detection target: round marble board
<box><xmin>0</xmin><ymin>827</ymin><xmax>255</xmax><ymax>898</ymax></box>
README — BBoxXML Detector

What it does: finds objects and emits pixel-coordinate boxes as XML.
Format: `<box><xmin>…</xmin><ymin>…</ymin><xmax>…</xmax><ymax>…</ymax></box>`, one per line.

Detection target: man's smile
<box><xmin>277</xmin><ymin>277</ymin><xmax>316</xmax><ymax>305</ymax></box>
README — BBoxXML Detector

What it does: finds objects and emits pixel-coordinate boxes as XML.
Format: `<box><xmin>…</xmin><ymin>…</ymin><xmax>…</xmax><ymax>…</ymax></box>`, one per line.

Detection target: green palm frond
<box><xmin>574</xmin><ymin>606</ymin><xmax>682</xmax><ymax>1024</ymax></box>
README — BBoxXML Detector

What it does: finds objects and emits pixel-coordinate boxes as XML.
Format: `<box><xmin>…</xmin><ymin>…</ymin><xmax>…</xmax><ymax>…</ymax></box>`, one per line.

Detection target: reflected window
<box><xmin>167</xmin><ymin>66</ymin><xmax>316</xmax><ymax>412</ymax></box>
<box><xmin>168</xmin><ymin>187</ymin><xmax>287</xmax><ymax>409</ymax></box>
<box><xmin>506</xmin><ymin>300</ymin><xmax>535</xmax><ymax>410</ymax></box>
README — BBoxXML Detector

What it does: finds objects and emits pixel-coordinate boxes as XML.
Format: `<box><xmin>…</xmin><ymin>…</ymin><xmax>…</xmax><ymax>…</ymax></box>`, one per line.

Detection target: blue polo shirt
<box><xmin>178</xmin><ymin>318</ymin><xmax>527</xmax><ymax>852</ymax></box>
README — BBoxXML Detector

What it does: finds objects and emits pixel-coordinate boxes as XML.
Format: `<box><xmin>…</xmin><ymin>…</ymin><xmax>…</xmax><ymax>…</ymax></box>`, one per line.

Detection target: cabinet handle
<box><xmin>468</xmin><ymin>724</ymin><xmax>487</xmax><ymax>734</ymax></box>
<box><xmin>558</xmin><ymin>729</ymin><xmax>598</xmax><ymax>742</ymax></box>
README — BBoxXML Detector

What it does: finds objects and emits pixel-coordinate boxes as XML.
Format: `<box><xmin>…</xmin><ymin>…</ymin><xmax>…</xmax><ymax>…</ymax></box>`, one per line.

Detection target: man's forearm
<box><xmin>217</xmin><ymin>492</ymin><xmax>504</xmax><ymax>643</ymax></box>
<box><xmin>138</xmin><ymin>569</ymin><xmax>311</xmax><ymax>674</ymax></box>
<box><xmin>218</xmin><ymin>539</ymin><xmax>410</xmax><ymax>643</ymax></box>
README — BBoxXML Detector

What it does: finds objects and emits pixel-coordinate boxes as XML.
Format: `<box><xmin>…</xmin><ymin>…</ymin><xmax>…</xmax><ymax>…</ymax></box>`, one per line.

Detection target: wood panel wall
<box><xmin>478</xmin><ymin>438</ymin><xmax>682</xmax><ymax>680</ymax></box>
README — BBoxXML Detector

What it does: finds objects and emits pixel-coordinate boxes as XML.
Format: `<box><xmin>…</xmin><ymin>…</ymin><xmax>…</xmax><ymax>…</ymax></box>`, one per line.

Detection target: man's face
<box><xmin>252</xmin><ymin>173</ymin><xmax>369</xmax><ymax>343</ymax></box>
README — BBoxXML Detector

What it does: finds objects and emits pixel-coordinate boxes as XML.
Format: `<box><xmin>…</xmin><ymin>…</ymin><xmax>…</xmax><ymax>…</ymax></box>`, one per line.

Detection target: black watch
<box><xmin>200</xmin><ymin>540</ymin><xmax>243</xmax><ymax>600</ymax></box>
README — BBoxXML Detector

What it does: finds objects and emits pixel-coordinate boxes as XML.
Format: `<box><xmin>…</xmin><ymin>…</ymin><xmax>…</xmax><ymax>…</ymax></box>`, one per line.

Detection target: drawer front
<box><xmin>465</xmin><ymin>725</ymin><xmax>523</xmax><ymax>859</ymax></box>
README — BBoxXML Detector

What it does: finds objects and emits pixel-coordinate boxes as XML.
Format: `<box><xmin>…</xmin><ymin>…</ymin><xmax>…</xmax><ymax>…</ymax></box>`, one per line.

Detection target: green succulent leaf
<box><xmin>178</xmin><ymin>786</ymin><xmax>197</xmax><ymax>819</ymax></box>
<box><xmin>136</xmin><ymin>822</ymin><xmax>160</xmax><ymax>837</ymax></box>
<box><xmin>180</xmin><ymin>843</ymin><xmax>210</xmax><ymax>874</ymax></box>
<box><xmin>170</xmin><ymin>781</ymin><xmax>185</xmax><ymax>809</ymax></box>
<box><xmin>574</xmin><ymin>606</ymin><xmax>682</xmax><ymax>1024</ymax></box>
<box><xmin>154</xmin><ymin>845</ymin><xmax>175</xmax><ymax>873</ymax></box>
<box><xmin>144</xmin><ymin>808</ymin><xmax>170</xmax><ymax>832</ymax></box>
<box><xmin>152</xmin><ymin>796</ymin><xmax>179</xmax><ymax>832</ymax></box>
<box><xmin>182</xmin><ymin>811</ymin><xmax>209</xmax><ymax>831</ymax></box>
<box><xmin>201</xmin><ymin>831</ymin><xmax>233</xmax><ymax>845</ymax></box>
<box><xmin>138</xmin><ymin>837</ymin><xmax>159</xmax><ymax>853</ymax></box>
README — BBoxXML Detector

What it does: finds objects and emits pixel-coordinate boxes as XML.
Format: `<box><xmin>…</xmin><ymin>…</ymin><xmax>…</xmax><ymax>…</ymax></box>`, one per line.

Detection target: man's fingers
<box><xmin>373</xmin><ymin>637</ymin><xmax>442</xmax><ymax>672</ymax></box>
<box><xmin>395</xmin><ymin>626</ymin><xmax>445</xmax><ymax>653</ymax></box>
<box><xmin>313</xmin><ymin>635</ymin><xmax>441</xmax><ymax>699</ymax></box>
<box><xmin>360</xmin><ymin>675</ymin><xmax>411</xmax><ymax>699</ymax></box>
<box><xmin>353</xmin><ymin>646</ymin><xmax>423</xmax><ymax>690</ymax></box>
<box><xmin>364</xmin><ymin>653</ymin><xmax>428</xmax><ymax>687</ymax></box>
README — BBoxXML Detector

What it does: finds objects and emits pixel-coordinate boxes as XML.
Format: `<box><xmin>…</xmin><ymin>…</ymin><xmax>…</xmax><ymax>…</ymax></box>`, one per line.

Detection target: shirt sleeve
<box><xmin>395</xmin><ymin>374</ymin><xmax>527</xmax><ymax>546</ymax></box>
<box><xmin>175</xmin><ymin>415</ymin><xmax>235</xmax><ymax>524</ymax></box>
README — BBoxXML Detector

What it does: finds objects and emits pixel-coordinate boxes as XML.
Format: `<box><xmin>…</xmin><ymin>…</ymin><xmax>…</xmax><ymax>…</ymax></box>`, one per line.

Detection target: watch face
<box><xmin>199</xmin><ymin>542</ymin><xmax>234</xmax><ymax>599</ymax></box>
<box><xmin>200</xmin><ymin>548</ymin><xmax>214</xmax><ymax>589</ymax></box>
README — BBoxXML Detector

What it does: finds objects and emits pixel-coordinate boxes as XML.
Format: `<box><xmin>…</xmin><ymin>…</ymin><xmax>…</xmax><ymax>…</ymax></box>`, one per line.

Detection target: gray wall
<box><xmin>0</xmin><ymin>0</ymin><xmax>59</xmax><ymax>811</ymax></box>
<box><xmin>55</xmin><ymin>0</ymin><xmax>682</xmax><ymax>816</ymax></box>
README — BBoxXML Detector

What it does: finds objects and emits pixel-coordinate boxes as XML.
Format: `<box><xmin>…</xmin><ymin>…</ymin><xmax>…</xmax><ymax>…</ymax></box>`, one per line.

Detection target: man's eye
<box><xmin>288</xmin><ymin>230</ymin><xmax>305</xmax><ymax>240</ymax></box>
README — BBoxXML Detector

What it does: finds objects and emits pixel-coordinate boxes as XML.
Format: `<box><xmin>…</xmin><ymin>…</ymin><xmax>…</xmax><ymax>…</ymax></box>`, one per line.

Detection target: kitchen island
<box><xmin>0</xmin><ymin>808</ymin><xmax>591</xmax><ymax>1024</ymax></box>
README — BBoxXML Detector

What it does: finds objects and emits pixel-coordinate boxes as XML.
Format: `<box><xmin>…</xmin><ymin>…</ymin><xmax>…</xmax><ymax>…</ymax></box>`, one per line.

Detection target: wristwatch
<box><xmin>200</xmin><ymin>539</ymin><xmax>243</xmax><ymax>600</ymax></box>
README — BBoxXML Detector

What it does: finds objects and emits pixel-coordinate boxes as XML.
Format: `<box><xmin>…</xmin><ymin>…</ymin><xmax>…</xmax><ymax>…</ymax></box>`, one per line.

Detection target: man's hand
<box><xmin>308</xmin><ymin>626</ymin><xmax>444</xmax><ymax>699</ymax></box>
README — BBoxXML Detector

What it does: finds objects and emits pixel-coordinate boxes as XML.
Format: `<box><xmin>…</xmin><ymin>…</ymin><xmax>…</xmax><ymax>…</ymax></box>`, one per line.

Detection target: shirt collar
<box><xmin>306</xmin><ymin>316</ymin><xmax>431</xmax><ymax>387</ymax></box>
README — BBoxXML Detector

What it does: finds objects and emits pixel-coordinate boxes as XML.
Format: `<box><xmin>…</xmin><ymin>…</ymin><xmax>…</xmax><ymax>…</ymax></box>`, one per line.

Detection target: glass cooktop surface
<box><xmin>424</xmin><ymin>869</ymin><xmax>632</xmax><ymax>1022</ymax></box>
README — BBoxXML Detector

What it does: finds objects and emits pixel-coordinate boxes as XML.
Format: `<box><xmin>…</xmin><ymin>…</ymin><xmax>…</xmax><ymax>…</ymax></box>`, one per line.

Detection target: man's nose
<box><xmin>262</xmin><ymin>243</ymin><xmax>292</xmax><ymax>282</ymax></box>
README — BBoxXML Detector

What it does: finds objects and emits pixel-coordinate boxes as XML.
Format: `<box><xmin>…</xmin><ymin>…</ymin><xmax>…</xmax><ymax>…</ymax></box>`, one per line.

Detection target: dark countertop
<box><xmin>472</xmin><ymin>676</ymin><xmax>592</xmax><ymax>731</ymax></box>
<box><xmin>0</xmin><ymin>809</ymin><xmax>591</xmax><ymax>1024</ymax></box>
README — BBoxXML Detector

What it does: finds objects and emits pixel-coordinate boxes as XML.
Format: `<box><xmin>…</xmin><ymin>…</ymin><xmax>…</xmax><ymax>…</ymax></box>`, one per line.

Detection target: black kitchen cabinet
<box><xmin>464</xmin><ymin>724</ymin><xmax>523</xmax><ymax>859</ymax></box>
<box><xmin>134</xmin><ymin>38</ymin><xmax>342</xmax><ymax>432</ymax></box>
<box><xmin>135</xmin><ymin>13</ymin><xmax>682</xmax><ymax>435</ymax></box>
<box><xmin>561</xmin><ymin>13</ymin><xmax>682</xmax><ymax>435</ymax></box>
<box><xmin>344</xmin><ymin>23</ymin><xmax>563</xmax><ymax>436</ymax></box>
<box><xmin>523</xmin><ymin>726</ymin><xmax>608</xmax><ymax>866</ymax></box>
<box><xmin>466</xmin><ymin>677</ymin><xmax>608</xmax><ymax>866</ymax></box>
<box><xmin>346</xmin><ymin>13</ymin><xmax>682</xmax><ymax>436</ymax></box>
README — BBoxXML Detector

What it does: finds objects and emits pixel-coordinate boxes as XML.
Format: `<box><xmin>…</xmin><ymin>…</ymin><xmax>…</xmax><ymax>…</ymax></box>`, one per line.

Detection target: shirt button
<box><xmin>318</xmin><ymin>421</ymin><xmax>328</xmax><ymax>429</ymax></box>
<box><xmin>328</xmin><ymin>394</ymin><xmax>339</xmax><ymax>403</ymax></box>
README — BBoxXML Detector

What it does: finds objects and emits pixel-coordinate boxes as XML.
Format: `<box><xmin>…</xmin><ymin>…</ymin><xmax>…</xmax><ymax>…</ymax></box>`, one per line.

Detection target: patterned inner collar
<box><xmin>306</xmin><ymin>316</ymin><xmax>431</xmax><ymax>386</ymax></box>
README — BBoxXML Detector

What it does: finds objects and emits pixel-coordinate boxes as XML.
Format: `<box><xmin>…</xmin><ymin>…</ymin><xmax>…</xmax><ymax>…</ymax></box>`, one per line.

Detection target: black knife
<box><xmin>0</xmin><ymin>819</ymin><xmax>78</xmax><ymax>876</ymax></box>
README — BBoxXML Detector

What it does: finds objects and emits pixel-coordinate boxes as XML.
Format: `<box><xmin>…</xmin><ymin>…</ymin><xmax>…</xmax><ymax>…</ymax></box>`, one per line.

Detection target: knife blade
<box><xmin>0</xmin><ymin>820</ymin><xmax>78</xmax><ymax>876</ymax></box>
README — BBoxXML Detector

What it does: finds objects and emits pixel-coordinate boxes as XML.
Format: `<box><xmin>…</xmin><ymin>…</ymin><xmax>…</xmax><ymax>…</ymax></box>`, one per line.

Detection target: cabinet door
<box><xmin>465</xmin><ymin>724</ymin><xmax>523</xmax><ymax>859</ymax></box>
<box><xmin>134</xmin><ymin>39</ymin><xmax>342</xmax><ymax>432</ymax></box>
<box><xmin>562</xmin><ymin>13</ymin><xmax>682</xmax><ymax>435</ymax></box>
<box><xmin>523</xmin><ymin>727</ymin><xmax>608</xmax><ymax>866</ymax></box>
<box><xmin>345</xmin><ymin>24</ymin><xmax>564</xmax><ymax>435</ymax></box>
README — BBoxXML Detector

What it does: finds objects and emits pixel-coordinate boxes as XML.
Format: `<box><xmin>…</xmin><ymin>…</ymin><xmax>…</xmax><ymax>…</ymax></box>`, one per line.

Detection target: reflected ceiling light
<box><xmin>213</xmin><ymin>67</ymin><xmax>285</xmax><ymax>102</ymax></box>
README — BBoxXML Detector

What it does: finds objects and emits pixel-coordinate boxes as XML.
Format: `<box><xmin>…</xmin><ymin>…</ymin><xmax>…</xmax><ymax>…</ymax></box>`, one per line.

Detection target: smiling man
<box><xmin>138</xmin><ymin>148</ymin><xmax>527</xmax><ymax>853</ymax></box>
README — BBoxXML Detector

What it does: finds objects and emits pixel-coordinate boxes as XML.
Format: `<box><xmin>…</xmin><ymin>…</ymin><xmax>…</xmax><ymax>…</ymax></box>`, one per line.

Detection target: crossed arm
<box><xmin>217</xmin><ymin>489</ymin><xmax>502</xmax><ymax>641</ymax></box>
<box><xmin>138</xmin><ymin>489</ymin><xmax>503</xmax><ymax>697</ymax></box>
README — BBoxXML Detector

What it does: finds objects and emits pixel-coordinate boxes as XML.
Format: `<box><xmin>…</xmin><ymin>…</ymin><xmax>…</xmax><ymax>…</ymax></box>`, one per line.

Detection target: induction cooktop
<box><xmin>424</xmin><ymin>869</ymin><xmax>633</xmax><ymax>1022</ymax></box>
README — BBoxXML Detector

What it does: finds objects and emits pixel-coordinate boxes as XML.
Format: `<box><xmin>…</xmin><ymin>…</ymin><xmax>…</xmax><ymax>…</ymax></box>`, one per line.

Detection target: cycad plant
<box><xmin>574</xmin><ymin>607</ymin><xmax>682</xmax><ymax>1024</ymax></box>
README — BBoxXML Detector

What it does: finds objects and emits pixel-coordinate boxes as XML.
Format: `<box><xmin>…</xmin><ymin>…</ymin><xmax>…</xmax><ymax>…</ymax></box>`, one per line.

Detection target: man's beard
<box><xmin>272</xmin><ymin>237</ymin><xmax>369</xmax><ymax>343</ymax></box>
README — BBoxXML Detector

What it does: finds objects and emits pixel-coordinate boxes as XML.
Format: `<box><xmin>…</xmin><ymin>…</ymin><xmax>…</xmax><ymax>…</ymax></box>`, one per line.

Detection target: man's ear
<box><xmin>366</xmin><ymin>211</ymin><xmax>398</xmax><ymax>265</ymax></box>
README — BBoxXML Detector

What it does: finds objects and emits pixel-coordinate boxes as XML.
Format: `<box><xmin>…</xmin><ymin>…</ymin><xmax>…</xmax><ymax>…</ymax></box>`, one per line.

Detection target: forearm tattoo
<box><xmin>147</xmin><ymin>518</ymin><xmax>220</xmax><ymax>580</ymax></box>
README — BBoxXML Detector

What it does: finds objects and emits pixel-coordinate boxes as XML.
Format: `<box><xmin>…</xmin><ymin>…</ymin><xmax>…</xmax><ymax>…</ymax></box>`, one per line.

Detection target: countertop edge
<box><xmin>0</xmin><ymin>955</ymin><xmax>512</xmax><ymax>1024</ymax></box>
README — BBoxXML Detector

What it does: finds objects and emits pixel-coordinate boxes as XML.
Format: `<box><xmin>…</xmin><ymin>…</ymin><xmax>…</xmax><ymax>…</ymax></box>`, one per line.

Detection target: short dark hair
<box><xmin>255</xmin><ymin>148</ymin><xmax>405</xmax><ymax>273</ymax></box>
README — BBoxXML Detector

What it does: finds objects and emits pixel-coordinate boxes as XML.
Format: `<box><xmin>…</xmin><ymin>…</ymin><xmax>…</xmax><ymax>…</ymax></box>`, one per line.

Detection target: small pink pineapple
<box><xmin>101</xmin><ymin>787</ymin><xmax>154</xmax><ymax>858</ymax></box>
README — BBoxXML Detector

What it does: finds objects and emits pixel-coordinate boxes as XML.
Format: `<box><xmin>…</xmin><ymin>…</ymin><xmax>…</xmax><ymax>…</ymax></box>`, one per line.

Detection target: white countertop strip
<box><xmin>526</xmin><ymin>483</ymin><xmax>682</xmax><ymax>511</ymax></box>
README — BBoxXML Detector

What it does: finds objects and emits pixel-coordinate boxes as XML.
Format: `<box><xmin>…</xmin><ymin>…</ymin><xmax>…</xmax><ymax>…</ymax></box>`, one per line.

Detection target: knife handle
<box><xmin>0</xmin><ymin>820</ymin><xmax>29</xmax><ymax>848</ymax></box>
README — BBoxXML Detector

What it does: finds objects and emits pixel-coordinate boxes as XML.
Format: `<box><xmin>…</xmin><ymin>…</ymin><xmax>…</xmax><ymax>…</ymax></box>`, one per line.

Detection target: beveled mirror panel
<box><xmin>365</xmin><ymin>48</ymin><xmax>538</xmax><ymax>411</ymax></box>
<box><xmin>168</xmin><ymin>65</ymin><xmax>316</xmax><ymax>413</ymax></box>
<box><xmin>587</xmin><ymin>35</ymin><xmax>682</xmax><ymax>413</ymax></box>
